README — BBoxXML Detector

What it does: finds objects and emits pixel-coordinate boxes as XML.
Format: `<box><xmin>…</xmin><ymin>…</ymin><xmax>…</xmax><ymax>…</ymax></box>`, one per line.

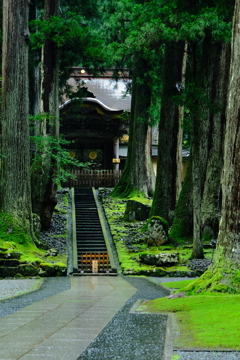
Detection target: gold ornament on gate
<box><xmin>89</xmin><ymin>151</ymin><xmax>97</xmax><ymax>160</ymax></box>
<box><xmin>69</xmin><ymin>150</ymin><xmax>76</xmax><ymax>158</ymax></box>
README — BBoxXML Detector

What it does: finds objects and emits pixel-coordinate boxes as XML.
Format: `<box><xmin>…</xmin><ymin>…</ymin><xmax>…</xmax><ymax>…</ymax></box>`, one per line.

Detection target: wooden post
<box><xmin>113</xmin><ymin>137</ymin><xmax>120</xmax><ymax>171</ymax></box>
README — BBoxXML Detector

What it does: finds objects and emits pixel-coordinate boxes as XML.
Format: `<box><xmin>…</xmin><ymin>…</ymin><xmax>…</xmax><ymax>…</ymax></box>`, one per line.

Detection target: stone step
<box><xmin>0</xmin><ymin>251</ymin><xmax>21</xmax><ymax>260</ymax></box>
<box><xmin>0</xmin><ymin>259</ymin><xmax>21</xmax><ymax>267</ymax></box>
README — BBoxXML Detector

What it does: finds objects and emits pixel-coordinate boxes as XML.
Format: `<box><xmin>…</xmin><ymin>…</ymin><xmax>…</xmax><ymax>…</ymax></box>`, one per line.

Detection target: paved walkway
<box><xmin>0</xmin><ymin>277</ymin><xmax>137</xmax><ymax>360</ymax></box>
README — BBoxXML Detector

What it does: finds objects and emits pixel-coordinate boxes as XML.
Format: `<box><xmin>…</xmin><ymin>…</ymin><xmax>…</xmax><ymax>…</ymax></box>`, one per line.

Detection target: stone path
<box><xmin>0</xmin><ymin>276</ymin><xmax>169</xmax><ymax>360</ymax></box>
<box><xmin>78</xmin><ymin>276</ymin><xmax>169</xmax><ymax>360</ymax></box>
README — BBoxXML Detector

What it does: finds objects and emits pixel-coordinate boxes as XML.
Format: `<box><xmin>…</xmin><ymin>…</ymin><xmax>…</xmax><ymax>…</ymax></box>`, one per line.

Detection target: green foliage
<box><xmin>30</xmin><ymin>134</ymin><xmax>90</xmax><ymax>186</ymax></box>
<box><xmin>30</xmin><ymin>114</ymin><xmax>91</xmax><ymax>186</ymax></box>
<box><xmin>30</xmin><ymin>11</ymin><xmax>106</xmax><ymax>71</ymax></box>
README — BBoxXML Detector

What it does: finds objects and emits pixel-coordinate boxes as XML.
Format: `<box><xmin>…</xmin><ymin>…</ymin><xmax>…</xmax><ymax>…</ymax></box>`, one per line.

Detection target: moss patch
<box><xmin>162</xmin><ymin>279</ymin><xmax>195</xmax><ymax>290</ymax></box>
<box><xmin>129</xmin><ymin>196</ymin><xmax>152</xmax><ymax>206</ymax></box>
<box><xmin>0</xmin><ymin>191</ymin><xmax>69</xmax><ymax>278</ymax></box>
<box><xmin>140</xmin><ymin>294</ymin><xmax>240</xmax><ymax>349</ymax></box>
<box><xmin>100</xmin><ymin>189</ymin><xmax>203</xmax><ymax>277</ymax></box>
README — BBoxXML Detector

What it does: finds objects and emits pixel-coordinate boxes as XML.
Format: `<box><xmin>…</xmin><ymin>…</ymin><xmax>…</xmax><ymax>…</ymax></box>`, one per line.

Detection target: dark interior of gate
<box><xmin>60</xmin><ymin>95</ymin><xmax>130</xmax><ymax>187</ymax></box>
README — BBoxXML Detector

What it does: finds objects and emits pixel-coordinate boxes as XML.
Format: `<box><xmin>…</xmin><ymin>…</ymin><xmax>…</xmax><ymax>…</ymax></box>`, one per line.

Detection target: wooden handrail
<box><xmin>63</xmin><ymin>169</ymin><xmax>122</xmax><ymax>188</ymax></box>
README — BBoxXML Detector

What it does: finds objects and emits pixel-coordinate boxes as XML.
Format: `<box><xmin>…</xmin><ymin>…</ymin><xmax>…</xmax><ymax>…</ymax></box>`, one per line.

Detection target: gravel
<box><xmin>0</xmin><ymin>277</ymin><xmax>71</xmax><ymax>319</ymax></box>
<box><xmin>38</xmin><ymin>188</ymin><xmax>70</xmax><ymax>254</ymax></box>
<box><xmin>187</xmin><ymin>258</ymin><xmax>212</xmax><ymax>273</ymax></box>
<box><xmin>0</xmin><ymin>279</ymin><xmax>41</xmax><ymax>300</ymax></box>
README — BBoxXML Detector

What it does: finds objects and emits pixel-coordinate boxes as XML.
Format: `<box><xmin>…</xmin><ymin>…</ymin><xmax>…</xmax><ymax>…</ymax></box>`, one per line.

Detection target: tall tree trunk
<box><xmin>191</xmin><ymin>39</ymin><xmax>230</xmax><ymax>259</ymax></box>
<box><xmin>111</xmin><ymin>78</ymin><xmax>136</xmax><ymax>198</ymax></box>
<box><xmin>29</xmin><ymin>0</ymin><xmax>40</xmax><ymax>117</ymax></box>
<box><xmin>176</xmin><ymin>41</ymin><xmax>188</xmax><ymax>201</ymax></box>
<box><xmin>0</xmin><ymin>0</ymin><xmax>33</xmax><ymax>234</ymax></box>
<box><xmin>29</xmin><ymin>0</ymin><xmax>40</xmax><ymax>159</ymax></box>
<box><xmin>170</xmin><ymin>153</ymin><xmax>193</xmax><ymax>240</ymax></box>
<box><xmin>212</xmin><ymin>1</ymin><xmax>240</xmax><ymax>290</ymax></box>
<box><xmin>201</xmin><ymin>43</ymin><xmax>230</xmax><ymax>241</ymax></box>
<box><xmin>186</xmin><ymin>1</ymin><xmax>240</xmax><ymax>293</ymax></box>
<box><xmin>31</xmin><ymin>0</ymin><xmax>59</xmax><ymax>230</ymax></box>
<box><xmin>112</xmin><ymin>58</ymin><xmax>155</xmax><ymax>198</ymax></box>
<box><xmin>150</xmin><ymin>41</ymin><xmax>185</xmax><ymax>224</ymax></box>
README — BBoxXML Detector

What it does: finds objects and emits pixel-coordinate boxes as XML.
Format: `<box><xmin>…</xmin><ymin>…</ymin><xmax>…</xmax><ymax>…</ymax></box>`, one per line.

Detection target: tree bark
<box><xmin>201</xmin><ymin>43</ymin><xmax>230</xmax><ymax>241</ymax></box>
<box><xmin>31</xmin><ymin>0</ymin><xmax>59</xmax><ymax>230</ymax></box>
<box><xmin>191</xmin><ymin>39</ymin><xmax>230</xmax><ymax>259</ymax></box>
<box><xmin>186</xmin><ymin>1</ymin><xmax>240</xmax><ymax>293</ymax></box>
<box><xmin>29</xmin><ymin>0</ymin><xmax>40</xmax><ymax>159</ymax></box>
<box><xmin>170</xmin><ymin>154</ymin><xmax>193</xmax><ymax>239</ymax></box>
<box><xmin>29</xmin><ymin>0</ymin><xmax>40</xmax><ymax>118</ymax></box>
<box><xmin>211</xmin><ymin>0</ymin><xmax>240</xmax><ymax>289</ymax></box>
<box><xmin>112</xmin><ymin>58</ymin><xmax>155</xmax><ymax>198</ymax></box>
<box><xmin>150</xmin><ymin>41</ymin><xmax>185</xmax><ymax>224</ymax></box>
<box><xmin>176</xmin><ymin>42</ymin><xmax>188</xmax><ymax>201</ymax></box>
<box><xmin>0</xmin><ymin>0</ymin><xmax>33</xmax><ymax>234</ymax></box>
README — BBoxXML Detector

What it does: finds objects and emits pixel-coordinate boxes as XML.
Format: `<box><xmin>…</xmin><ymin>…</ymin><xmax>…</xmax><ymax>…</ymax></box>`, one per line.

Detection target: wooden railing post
<box><xmin>63</xmin><ymin>169</ymin><xmax>122</xmax><ymax>188</ymax></box>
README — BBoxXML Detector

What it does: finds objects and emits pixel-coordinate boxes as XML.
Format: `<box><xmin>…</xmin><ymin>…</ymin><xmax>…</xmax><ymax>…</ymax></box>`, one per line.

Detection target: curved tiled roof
<box><xmin>60</xmin><ymin>97</ymin><xmax>123</xmax><ymax>113</ymax></box>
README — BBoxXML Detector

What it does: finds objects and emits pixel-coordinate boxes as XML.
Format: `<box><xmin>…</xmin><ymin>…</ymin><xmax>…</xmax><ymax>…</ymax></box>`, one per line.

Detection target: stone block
<box><xmin>18</xmin><ymin>264</ymin><xmax>38</xmax><ymax>277</ymax></box>
<box><xmin>147</xmin><ymin>217</ymin><xmax>168</xmax><ymax>246</ymax></box>
<box><xmin>139</xmin><ymin>252</ymin><xmax>179</xmax><ymax>266</ymax></box>
<box><xmin>124</xmin><ymin>200</ymin><xmax>151</xmax><ymax>221</ymax></box>
<box><xmin>0</xmin><ymin>266</ymin><xmax>18</xmax><ymax>278</ymax></box>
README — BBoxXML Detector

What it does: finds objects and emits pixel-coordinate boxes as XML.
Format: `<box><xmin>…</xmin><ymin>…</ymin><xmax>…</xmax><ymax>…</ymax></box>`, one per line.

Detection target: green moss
<box><xmin>0</xmin><ymin>213</ymin><xmax>34</xmax><ymax>246</ymax></box>
<box><xmin>141</xmin><ymin>215</ymin><xmax>169</xmax><ymax>233</ymax></box>
<box><xmin>101</xmin><ymin>191</ymin><xmax>210</xmax><ymax>277</ymax></box>
<box><xmin>181</xmin><ymin>257</ymin><xmax>240</xmax><ymax>295</ymax></box>
<box><xmin>129</xmin><ymin>196</ymin><xmax>152</xmax><ymax>206</ymax></box>
<box><xmin>141</xmin><ymin>294</ymin><xmax>240</xmax><ymax>349</ymax></box>
<box><xmin>0</xmin><ymin>219</ymin><xmax>67</xmax><ymax>278</ymax></box>
<box><xmin>54</xmin><ymin>206</ymin><xmax>68</xmax><ymax>215</ymax></box>
<box><xmin>162</xmin><ymin>279</ymin><xmax>195</xmax><ymax>290</ymax></box>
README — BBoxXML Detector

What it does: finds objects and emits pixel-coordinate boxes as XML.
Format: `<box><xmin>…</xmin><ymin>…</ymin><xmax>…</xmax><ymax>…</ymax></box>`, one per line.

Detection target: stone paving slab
<box><xmin>0</xmin><ymin>276</ymin><xmax>136</xmax><ymax>360</ymax></box>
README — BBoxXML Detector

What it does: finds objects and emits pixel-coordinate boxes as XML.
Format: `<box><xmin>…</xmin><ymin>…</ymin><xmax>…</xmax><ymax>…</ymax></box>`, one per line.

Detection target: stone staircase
<box><xmin>73</xmin><ymin>188</ymin><xmax>117</xmax><ymax>275</ymax></box>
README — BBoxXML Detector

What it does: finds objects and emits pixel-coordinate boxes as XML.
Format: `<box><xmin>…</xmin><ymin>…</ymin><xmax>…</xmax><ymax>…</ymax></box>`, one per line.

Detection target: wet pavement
<box><xmin>0</xmin><ymin>276</ymin><xmax>169</xmax><ymax>360</ymax></box>
<box><xmin>78</xmin><ymin>276</ymin><xmax>170</xmax><ymax>360</ymax></box>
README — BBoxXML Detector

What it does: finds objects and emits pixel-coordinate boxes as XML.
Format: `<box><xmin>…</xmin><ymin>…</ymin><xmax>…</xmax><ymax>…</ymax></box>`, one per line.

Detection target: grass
<box><xmin>138</xmin><ymin>292</ymin><xmax>240</xmax><ymax>349</ymax></box>
<box><xmin>161</xmin><ymin>279</ymin><xmax>195</xmax><ymax>289</ymax></box>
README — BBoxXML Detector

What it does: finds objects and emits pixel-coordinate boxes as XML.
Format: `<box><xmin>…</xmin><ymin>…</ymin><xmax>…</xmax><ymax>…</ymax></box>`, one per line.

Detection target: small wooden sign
<box><xmin>92</xmin><ymin>260</ymin><xmax>98</xmax><ymax>273</ymax></box>
<box><xmin>120</xmin><ymin>135</ymin><xmax>129</xmax><ymax>142</ymax></box>
<box><xmin>112</xmin><ymin>158</ymin><xmax>120</xmax><ymax>163</ymax></box>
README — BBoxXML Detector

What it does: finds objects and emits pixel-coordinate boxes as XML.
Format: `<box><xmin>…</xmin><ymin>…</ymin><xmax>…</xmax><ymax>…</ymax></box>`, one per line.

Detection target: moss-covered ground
<box><xmin>100</xmin><ymin>189</ymin><xmax>214</xmax><ymax>277</ymax></box>
<box><xmin>0</xmin><ymin>191</ymin><xmax>69</xmax><ymax>278</ymax></box>
<box><xmin>137</xmin><ymin>289</ymin><xmax>240</xmax><ymax>350</ymax></box>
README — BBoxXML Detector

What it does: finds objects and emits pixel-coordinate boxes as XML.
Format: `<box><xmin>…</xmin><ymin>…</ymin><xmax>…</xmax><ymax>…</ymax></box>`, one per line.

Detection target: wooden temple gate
<box><xmin>63</xmin><ymin>169</ymin><xmax>122</xmax><ymax>188</ymax></box>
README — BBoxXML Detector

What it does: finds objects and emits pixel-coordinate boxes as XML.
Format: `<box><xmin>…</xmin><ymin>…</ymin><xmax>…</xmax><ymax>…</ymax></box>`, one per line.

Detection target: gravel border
<box><xmin>0</xmin><ymin>278</ymin><xmax>43</xmax><ymax>301</ymax></box>
<box><xmin>0</xmin><ymin>276</ymin><xmax>71</xmax><ymax>319</ymax></box>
